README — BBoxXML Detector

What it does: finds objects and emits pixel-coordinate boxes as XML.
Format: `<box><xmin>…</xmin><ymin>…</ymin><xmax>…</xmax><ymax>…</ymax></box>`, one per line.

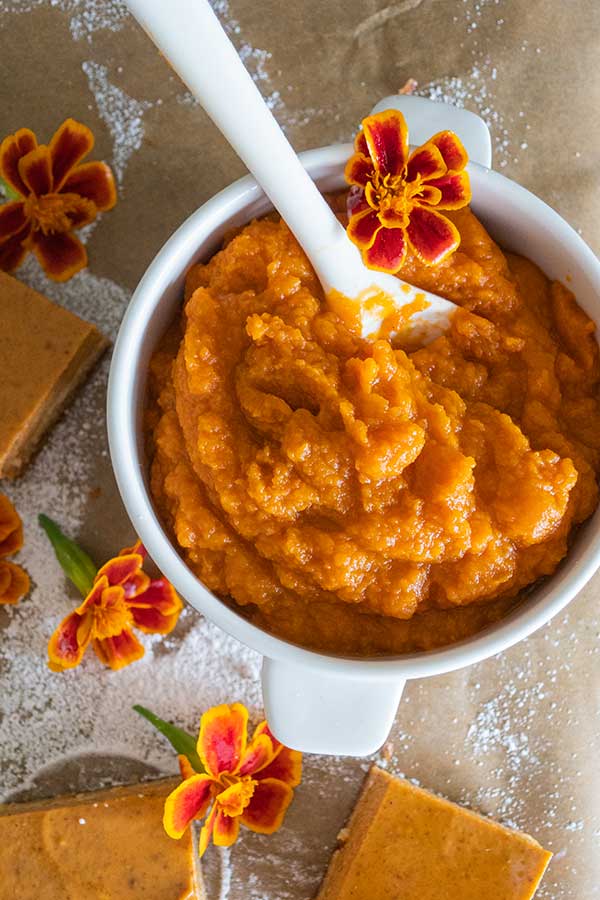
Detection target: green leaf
<box><xmin>38</xmin><ymin>514</ymin><xmax>98</xmax><ymax>597</ymax></box>
<box><xmin>133</xmin><ymin>705</ymin><xmax>205</xmax><ymax>773</ymax></box>
<box><xmin>0</xmin><ymin>176</ymin><xmax>20</xmax><ymax>202</ymax></box>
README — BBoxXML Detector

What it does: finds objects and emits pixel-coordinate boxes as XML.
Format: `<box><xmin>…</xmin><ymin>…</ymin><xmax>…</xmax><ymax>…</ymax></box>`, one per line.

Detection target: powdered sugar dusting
<box><xmin>82</xmin><ymin>60</ymin><xmax>152</xmax><ymax>185</ymax></box>
<box><xmin>417</xmin><ymin>3</ymin><xmax>518</xmax><ymax>169</ymax></box>
<box><xmin>67</xmin><ymin>0</ymin><xmax>128</xmax><ymax>42</ymax></box>
<box><xmin>0</xmin><ymin>0</ymin><xmax>128</xmax><ymax>40</ymax></box>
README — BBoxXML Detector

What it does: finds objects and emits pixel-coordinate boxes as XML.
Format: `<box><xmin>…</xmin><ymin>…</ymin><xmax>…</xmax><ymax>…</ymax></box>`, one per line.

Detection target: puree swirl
<box><xmin>147</xmin><ymin>202</ymin><xmax>600</xmax><ymax>655</ymax></box>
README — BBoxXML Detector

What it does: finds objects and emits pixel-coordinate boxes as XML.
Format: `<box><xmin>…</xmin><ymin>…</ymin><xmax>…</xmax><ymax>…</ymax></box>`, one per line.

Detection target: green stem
<box><xmin>38</xmin><ymin>514</ymin><xmax>98</xmax><ymax>597</ymax></box>
<box><xmin>133</xmin><ymin>705</ymin><xmax>205</xmax><ymax>774</ymax></box>
<box><xmin>0</xmin><ymin>176</ymin><xmax>20</xmax><ymax>202</ymax></box>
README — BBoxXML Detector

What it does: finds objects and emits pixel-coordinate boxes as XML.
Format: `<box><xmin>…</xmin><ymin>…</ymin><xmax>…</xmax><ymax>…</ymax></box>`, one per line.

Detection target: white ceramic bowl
<box><xmin>108</xmin><ymin>98</ymin><xmax>600</xmax><ymax>756</ymax></box>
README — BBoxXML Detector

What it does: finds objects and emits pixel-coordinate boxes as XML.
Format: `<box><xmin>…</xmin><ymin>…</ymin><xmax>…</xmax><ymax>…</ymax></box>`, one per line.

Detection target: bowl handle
<box><xmin>262</xmin><ymin>657</ymin><xmax>405</xmax><ymax>756</ymax></box>
<box><xmin>370</xmin><ymin>95</ymin><xmax>492</xmax><ymax>168</ymax></box>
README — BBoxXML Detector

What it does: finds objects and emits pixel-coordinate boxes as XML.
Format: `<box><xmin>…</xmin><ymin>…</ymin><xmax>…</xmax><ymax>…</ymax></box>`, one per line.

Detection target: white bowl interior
<box><xmin>110</xmin><ymin>145</ymin><xmax>600</xmax><ymax>678</ymax></box>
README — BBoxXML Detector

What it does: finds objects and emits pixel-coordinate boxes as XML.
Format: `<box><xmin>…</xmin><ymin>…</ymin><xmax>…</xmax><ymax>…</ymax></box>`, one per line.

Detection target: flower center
<box><xmin>216</xmin><ymin>774</ymin><xmax>256</xmax><ymax>817</ymax></box>
<box><xmin>367</xmin><ymin>171</ymin><xmax>424</xmax><ymax>227</ymax></box>
<box><xmin>24</xmin><ymin>192</ymin><xmax>92</xmax><ymax>235</ymax></box>
<box><xmin>90</xmin><ymin>587</ymin><xmax>133</xmax><ymax>639</ymax></box>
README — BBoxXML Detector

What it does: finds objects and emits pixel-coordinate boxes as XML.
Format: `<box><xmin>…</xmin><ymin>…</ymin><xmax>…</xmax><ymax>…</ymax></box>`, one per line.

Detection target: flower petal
<box><xmin>130</xmin><ymin>604</ymin><xmax>179</xmax><ymax>635</ymax></box>
<box><xmin>252</xmin><ymin>721</ymin><xmax>280</xmax><ymax>748</ymax></box>
<box><xmin>363</xmin><ymin>226</ymin><xmax>407</xmax><ymax>273</ymax></box>
<box><xmin>62</xmin><ymin>161</ymin><xmax>117</xmax><ymax>212</ymax></box>
<box><xmin>378</xmin><ymin>205</ymin><xmax>407</xmax><ymax>229</ymax></box>
<box><xmin>163</xmin><ymin>775</ymin><xmax>215</xmax><ymax>839</ymax></box>
<box><xmin>414</xmin><ymin>184</ymin><xmax>443</xmax><ymax>207</ymax></box>
<box><xmin>178</xmin><ymin>755</ymin><xmax>197</xmax><ymax>780</ymax></box>
<box><xmin>198</xmin><ymin>803</ymin><xmax>218</xmax><ymax>858</ymax></box>
<box><xmin>346</xmin><ymin>185</ymin><xmax>369</xmax><ymax>218</ymax></box>
<box><xmin>0</xmin><ymin>224</ymin><xmax>31</xmax><ymax>272</ymax></box>
<box><xmin>18</xmin><ymin>146</ymin><xmax>53</xmax><ymax>197</ymax></box>
<box><xmin>95</xmin><ymin>552</ymin><xmax>144</xmax><ymax>588</ymax></box>
<box><xmin>212</xmin><ymin>809</ymin><xmax>240</xmax><ymax>848</ymax></box>
<box><xmin>257</xmin><ymin>746</ymin><xmax>302</xmax><ymax>788</ymax></box>
<box><xmin>430</xmin><ymin>130</ymin><xmax>469</xmax><ymax>171</ymax></box>
<box><xmin>238</xmin><ymin>778</ymin><xmax>294</xmax><ymax>835</ymax></box>
<box><xmin>406</xmin><ymin>205</ymin><xmax>461</xmax><ymax>265</ymax></box>
<box><xmin>48</xmin><ymin>610</ymin><xmax>91</xmax><ymax>671</ymax></box>
<box><xmin>246</xmin><ymin>721</ymin><xmax>302</xmax><ymax>787</ymax></box>
<box><xmin>0</xmin><ymin>201</ymin><xmax>27</xmax><ymax>242</ymax></box>
<box><xmin>76</xmin><ymin>576</ymin><xmax>108</xmax><ymax>613</ymax></box>
<box><xmin>198</xmin><ymin>702</ymin><xmax>248</xmax><ymax>777</ymax></box>
<box><xmin>0</xmin><ymin>561</ymin><xmax>30</xmax><ymax>605</ymax></box>
<box><xmin>347</xmin><ymin>208</ymin><xmax>382</xmax><ymax>250</ymax></box>
<box><xmin>130</xmin><ymin>579</ymin><xmax>182</xmax><ymax>634</ymax></box>
<box><xmin>238</xmin><ymin>733</ymin><xmax>276</xmax><ymax>777</ymax></box>
<box><xmin>354</xmin><ymin>130</ymin><xmax>368</xmax><ymax>156</ymax></box>
<box><xmin>406</xmin><ymin>143</ymin><xmax>446</xmax><ymax>182</ymax></box>
<box><xmin>31</xmin><ymin>230</ymin><xmax>88</xmax><ymax>282</ymax></box>
<box><xmin>49</xmin><ymin>119</ymin><xmax>94</xmax><ymax>190</ymax></box>
<box><xmin>362</xmin><ymin>110</ymin><xmax>409</xmax><ymax>178</ymax></box>
<box><xmin>0</xmin><ymin>493</ymin><xmax>23</xmax><ymax>556</ymax></box>
<box><xmin>424</xmin><ymin>171</ymin><xmax>471</xmax><ymax>210</ymax></box>
<box><xmin>62</xmin><ymin>194</ymin><xmax>97</xmax><ymax>229</ymax></box>
<box><xmin>0</xmin><ymin>128</ymin><xmax>37</xmax><ymax>196</ymax></box>
<box><xmin>344</xmin><ymin>153</ymin><xmax>372</xmax><ymax>188</ymax></box>
<box><xmin>129</xmin><ymin>577</ymin><xmax>181</xmax><ymax>612</ymax></box>
<box><xmin>119</xmin><ymin>539</ymin><xmax>147</xmax><ymax>559</ymax></box>
<box><xmin>121</xmin><ymin>570</ymin><xmax>151</xmax><ymax>600</ymax></box>
<box><xmin>93</xmin><ymin>628</ymin><xmax>145</xmax><ymax>670</ymax></box>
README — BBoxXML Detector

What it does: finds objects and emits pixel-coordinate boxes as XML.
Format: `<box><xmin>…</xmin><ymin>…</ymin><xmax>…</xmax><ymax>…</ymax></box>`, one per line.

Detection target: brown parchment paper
<box><xmin>0</xmin><ymin>1</ymin><xmax>599</xmax><ymax>898</ymax></box>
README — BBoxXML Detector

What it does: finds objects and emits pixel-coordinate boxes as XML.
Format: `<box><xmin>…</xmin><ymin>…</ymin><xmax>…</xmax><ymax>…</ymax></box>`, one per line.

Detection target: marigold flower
<box><xmin>0</xmin><ymin>493</ymin><xmax>29</xmax><ymax>605</ymax></box>
<box><xmin>345</xmin><ymin>109</ymin><xmax>471</xmax><ymax>273</ymax></box>
<box><xmin>162</xmin><ymin>703</ymin><xmax>302</xmax><ymax>857</ymax></box>
<box><xmin>0</xmin><ymin>492</ymin><xmax>24</xmax><ymax>558</ymax></box>
<box><xmin>0</xmin><ymin>561</ymin><xmax>30</xmax><ymax>605</ymax></box>
<box><xmin>0</xmin><ymin>118</ymin><xmax>116</xmax><ymax>281</ymax></box>
<box><xmin>47</xmin><ymin>536</ymin><xmax>182</xmax><ymax>672</ymax></box>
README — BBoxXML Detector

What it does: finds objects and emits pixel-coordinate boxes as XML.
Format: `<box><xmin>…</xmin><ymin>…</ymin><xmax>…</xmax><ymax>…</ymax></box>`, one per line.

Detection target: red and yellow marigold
<box><xmin>0</xmin><ymin>118</ymin><xmax>116</xmax><ymax>280</ymax></box>
<box><xmin>164</xmin><ymin>703</ymin><xmax>302</xmax><ymax>857</ymax></box>
<box><xmin>0</xmin><ymin>493</ymin><xmax>29</xmax><ymax>605</ymax></box>
<box><xmin>345</xmin><ymin>109</ymin><xmax>471</xmax><ymax>273</ymax></box>
<box><xmin>48</xmin><ymin>540</ymin><xmax>182</xmax><ymax>671</ymax></box>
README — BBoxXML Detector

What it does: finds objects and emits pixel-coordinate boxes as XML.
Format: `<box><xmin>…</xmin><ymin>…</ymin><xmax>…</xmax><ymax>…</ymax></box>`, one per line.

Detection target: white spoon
<box><xmin>125</xmin><ymin>0</ymin><xmax>457</xmax><ymax>347</ymax></box>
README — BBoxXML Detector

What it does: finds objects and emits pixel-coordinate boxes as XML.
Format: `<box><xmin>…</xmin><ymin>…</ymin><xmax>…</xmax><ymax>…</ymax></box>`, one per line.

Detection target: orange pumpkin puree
<box><xmin>146</xmin><ymin>200</ymin><xmax>600</xmax><ymax>655</ymax></box>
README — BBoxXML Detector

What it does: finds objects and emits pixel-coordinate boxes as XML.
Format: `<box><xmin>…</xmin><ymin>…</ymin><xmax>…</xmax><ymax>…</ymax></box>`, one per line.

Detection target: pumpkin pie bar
<box><xmin>0</xmin><ymin>271</ymin><xmax>108</xmax><ymax>478</ymax></box>
<box><xmin>317</xmin><ymin>766</ymin><xmax>551</xmax><ymax>900</ymax></box>
<box><xmin>0</xmin><ymin>778</ymin><xmax>202</xmax><ymax>899</ymax></box>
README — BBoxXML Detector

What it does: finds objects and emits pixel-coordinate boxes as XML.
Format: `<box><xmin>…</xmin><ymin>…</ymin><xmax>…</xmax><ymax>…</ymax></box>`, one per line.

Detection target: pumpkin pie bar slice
<box><xmin>0</xmin><ymin>271</ymin><xmax>108</xmax><ymax>478</ymax></box>
<box><xmin>0</xmin><ymin>778</ymin><xmax>202</xmax><ymax>899</ymax></box>
<box><xmin>317</xmin><ymin>766</ymin><xmax>551</xmax><ymax>900</ymax></box>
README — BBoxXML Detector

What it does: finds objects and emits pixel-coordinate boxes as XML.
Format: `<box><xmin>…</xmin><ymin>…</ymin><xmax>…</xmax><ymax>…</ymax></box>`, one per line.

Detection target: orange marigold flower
<box><xmin>48</xmin><ymin>540</ymin><xmax>183</xmax><ymax>672</ymax></box>
<box><xmin>0</xmin><ymin>118</ymin><xmax>117</xmax><ymax>281</ymax></box>
<box><xmin>0</xmin><ymin>492</ymin><xmax>24</xmax><ymax>558</ymax></box>
<box><xmin>345</xmin><ymin>109</ymin><xmax>471</xmax><ymax>274</ymax></box>
<box><xmin>0</xmin><ymin>493</ymin><xmax>29</xmax><ymax>605</ymax></box>
<box><xmin>163</xmin><ymin>703</ymin><xmax>302</xmax><ymax>857</ymax></box>
<box><xmin>0</xmin><ymin>560</ymin><xmax>30</xmax><ymax>605</ymax></box>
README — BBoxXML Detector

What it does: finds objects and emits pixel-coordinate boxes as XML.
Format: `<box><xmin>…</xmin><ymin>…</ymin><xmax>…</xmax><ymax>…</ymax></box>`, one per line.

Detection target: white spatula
<box><xmin>125</xmin><ymin>0</ymin><xmax>458</xmax><ymax>346</ymax></box>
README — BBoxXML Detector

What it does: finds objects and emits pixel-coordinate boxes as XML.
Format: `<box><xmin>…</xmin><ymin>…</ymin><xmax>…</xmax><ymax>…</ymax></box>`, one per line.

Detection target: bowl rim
<box><xmin>108</xmin><ymin>143</ymin><xmax>600</xmax><ymax>680</ymax></box>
